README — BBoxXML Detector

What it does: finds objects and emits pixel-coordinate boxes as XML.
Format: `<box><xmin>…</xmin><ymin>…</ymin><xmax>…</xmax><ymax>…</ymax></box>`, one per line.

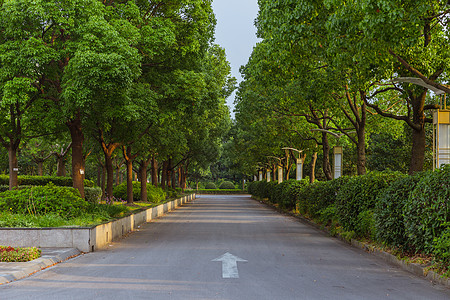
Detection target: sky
<box><xmin>211</xmin><ymin>1</ymin><xmax>260</xmax><ymax>118</ymax></box>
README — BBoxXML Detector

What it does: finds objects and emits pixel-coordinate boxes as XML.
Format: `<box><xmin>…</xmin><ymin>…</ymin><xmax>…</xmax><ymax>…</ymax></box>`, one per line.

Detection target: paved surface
<box><xmin>0</xmin><ymin>195</ymin><xmax>449</xmax><ymax>299</ymax></box>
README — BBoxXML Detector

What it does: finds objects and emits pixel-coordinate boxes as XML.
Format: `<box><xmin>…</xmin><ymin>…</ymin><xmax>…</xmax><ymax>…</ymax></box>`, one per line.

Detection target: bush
<box><xmin>0</xmin><ymin>175</ymin><xmax>95</xmax><ymax>187</ymax></box>
<box><xmin>404</xmin><ymin>166</ymin><xmax>450</xmax><ymax>253</ymax></box>
<box><xmin>374</xmin><ymin>173</ymin><xmax>422</xmax><ymax>249</ymax></box>
<box><xmin>0</xmin><ymin>183</ymin><xmax>88</xmax><ymax>218</ymax></box>
<box><xmin>219</xmin><ymin>181</ymin><xmax>236</xmax><ymax>189</ymax></box>
<box><xmin>305</xmin><ymin>177</ymin><xmax>349</xmax><ymax>219</ymax></box>
<box><xmin>433</xmin><ymin>224</ymin><xmax>450</xmax><ymax>271</ymax></box>
<box><xmin>336</xmin><ymin>171</ymin><xmax>403</xmax><ymax>238</ymax></box>
<box><xmin>85</xmin><ymin>187</ymin><xmax>102</xmax><ymax>203</ymax></box>
<box><xmin>113</xmin><ymin>182</ymin><xmax>166</xmax><ymax>203</ymax></box>
<box><xmin>204</xmin><ymin>182</ymin><xmax>218</xmax><ymax>189</ymax></box>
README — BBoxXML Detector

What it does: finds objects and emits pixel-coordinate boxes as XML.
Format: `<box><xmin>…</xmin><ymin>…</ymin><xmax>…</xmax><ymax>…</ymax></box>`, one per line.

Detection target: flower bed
<box><xmin>0</xmin><ymin>246</ymin><xmax>41</xmax><ymax>262</ymax></box>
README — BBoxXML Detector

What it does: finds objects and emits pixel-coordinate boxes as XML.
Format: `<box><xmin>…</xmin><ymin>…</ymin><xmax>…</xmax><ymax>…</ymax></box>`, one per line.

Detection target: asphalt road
<box><xmin>1</xmin><ymin>195</ymin><xmax>449</xmax><ymax>300</ymax></box>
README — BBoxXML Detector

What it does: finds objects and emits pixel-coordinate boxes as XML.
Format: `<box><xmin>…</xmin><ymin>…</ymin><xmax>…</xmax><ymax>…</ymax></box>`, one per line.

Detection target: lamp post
<box><xmin>333</xmin><ymin>146</ymin><xmax>343</xmax><ymax>179</ymax></box>
<box><xmin>282</xmin><ymin>147</ymin><xmax>305</xmax><ymax>181</ymax></box>
<box><xmin>266</xmin><ymin>156</ymin><xmax>283</xmax><ymax>183</ymax></box>
<box><xmin>393</xmin><ymin>77</ymin><xmax>449</xmax><ymax>169</ymax></box>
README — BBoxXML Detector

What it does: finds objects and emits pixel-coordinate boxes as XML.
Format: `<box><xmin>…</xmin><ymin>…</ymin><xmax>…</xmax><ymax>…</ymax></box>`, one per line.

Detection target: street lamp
<box><xmin>310</xmin><ymin>129</ymin><xmax>354</xmax><ymax>179</ymax></box>
<box><xmin>393</xmin><ymin>77</ymin><xmax>449</xmax><ymax>169</ymax></box>
<box><xmin>266</xmin><ymin>156</ymin><xmax>284</xmax><ymax>183</ymax></box>
<box><xmin>282</xmin><ymin>147</ymin><xmax>305</xmax><ymax>181</ymax></box>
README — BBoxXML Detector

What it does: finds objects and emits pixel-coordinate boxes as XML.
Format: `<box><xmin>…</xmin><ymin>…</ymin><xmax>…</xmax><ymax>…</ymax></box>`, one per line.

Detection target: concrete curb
<box><xmin>252</xmin><ymin>196</ymin><xmax>450</xmax><ymax>289</ymax></box>
<box><xmin>0</xmin><ymin>248</ymin><xmax>81</xmax><ymax>285</ymax></box>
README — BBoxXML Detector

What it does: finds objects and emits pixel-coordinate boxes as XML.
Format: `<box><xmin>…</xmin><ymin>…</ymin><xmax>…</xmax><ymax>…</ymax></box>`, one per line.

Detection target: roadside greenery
<box><xmin>247</xmin><ymin>167</ymin><xmax>450</xmax><ymax>276</ymax></box>
<box><xmin>0</xmin><ymin>246</ymin><xmax>41</xmax><ymax>262</ymax></box>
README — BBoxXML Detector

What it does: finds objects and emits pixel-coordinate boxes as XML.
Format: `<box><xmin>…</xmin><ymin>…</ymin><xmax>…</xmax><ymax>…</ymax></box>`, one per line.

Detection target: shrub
<box><xmin>219</xmin><ymin>181</ymin><xmax>236</xmax><ymax>189</ymax></box>
<box><xmin>404</xmin><ymin>166</ymin><xmax>450</xmax><ymax>253</ymax></box>
<box><xmin>204</xmin><ymin>182</ymin><xmax>218</xmax><ymax>189</ymax></box>
<box><xmin>85</xmin><ymin>187</ymin><xmax>102</xmax><ymax>203</ymax></box>
<box><xmin>0</xmin><ymin>183</ymin><xmax>88</xmax><ymax>218</ymax></box>
<box><xmin>0</xmin><ymin>246</ymin><xmax>41</xmax><ymax>262</ymax></box>
<box><xmin>433</xmin><ymin>224</ymin><xmax>450</xmax><ymax>271</ymax></box>
<box><xmin>305</xmin><ymin>177</ymin><xmax>349</xmax><ymax>219</ymax></box>
<box><xmin>336</xmin><ymin>171</ymin><xmax>403</xmax><ymax>238</ymax></box>
<box><xmin>113</xmin><ymin>182</ymin><xmax>166</xmax><ymax>203</ymax></box>
<box><xmin>0</xmin><ymin>175</ymin><xmax>95</xmax><ymax>187</ymax></box>
<box><xmin>374</xmin><ymin>173</ymin><xmax>422</xmax><ymax>249</ymax></box>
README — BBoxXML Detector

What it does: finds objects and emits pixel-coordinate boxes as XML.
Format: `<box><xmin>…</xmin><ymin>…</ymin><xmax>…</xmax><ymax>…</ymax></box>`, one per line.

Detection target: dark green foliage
<box><xmin>374</xmin><ymin>173</ymin><xmax>423</xmax><ymax>249</ymax></box>
<box><xmin>404</xmin><ymin>166</ymin><xmax>450</xmax><ymax>253</ymax></box>
<box><xmin>219</xmin><ymin>181</ymin><xmax>236</xmax><ymax>189</ymax></box>
<box><xmin>197</xmin><ymin>189</ymin><xmax>246</xmax><ymax>194</ymax></box>
<box><xmin>433</xmin><ymin>224</ymin><xmax>450</xmax><ymax>270</ymax></box>
<box><xmin>113</xmin><ymin>182</ymin><xmax>165</xmax><ymax>203</ymax></box>
<box><xmin>84</xmin><ymin>187</ymin><xmax>102</xmax><ymax>203</ymax></box>
<box><xmin>0</xmin><ymin>183</ymin><xmax>88</xmax><ymax>218</ymax></box>
<box><xmin>308</xmin><ymin>177</ymin><xmax>349</xmax><ymax>218</ymax></box>
<box><xmin>247</xmin><ymin>181</ymin><xmax>273</xmax><ymax>199</ymax></box>
<box><xmin>165</xmin><ymin>188</ymin><xmax>178</xmax><ymax>199</ymax></box>
<box><xmin>335</xmin><ymin>171</ymin><xmax>403</xmax><ymax>238</ymax></box>
<box><xmin>204</xmin><ymin>182</ymin><xmax>218</xmax><ymax>189</ymax></box>
<box><xmin>0</xmin><ymin>175</ymin><xmax>94</xmax><ymax>187</ymax></box>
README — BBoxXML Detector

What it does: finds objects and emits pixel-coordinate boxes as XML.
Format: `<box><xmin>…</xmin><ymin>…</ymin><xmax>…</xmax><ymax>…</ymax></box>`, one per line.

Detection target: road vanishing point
<box><xmin>1</xmin><ymin>195</ymin><xmax>449</xmax><ymax>300</ymax></box>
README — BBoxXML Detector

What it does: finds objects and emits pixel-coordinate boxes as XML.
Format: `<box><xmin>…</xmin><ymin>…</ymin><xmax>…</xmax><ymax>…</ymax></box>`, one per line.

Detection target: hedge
<box><xmin>196</xmin><ymin>189</ymin><xmax>247</xmax><ymax>194</ymax></box>
<box><xmin>247</xmin><ymin>170</ymin><xmax>450</xmax><ymax>272</ymax></box>
<box><xmin>0</xmin><ymin>183</ymin><xmax>88</xmax><ymax>218</ymax></box>
<box><xmin>113</xmin><ymin>181</ymin><xmax>166</xmax><ymax>203</ymax></box>
<box><xmin>0</xmin><ymin>175</ymin><xmax>95</xmax><ymax>187</ymax></box>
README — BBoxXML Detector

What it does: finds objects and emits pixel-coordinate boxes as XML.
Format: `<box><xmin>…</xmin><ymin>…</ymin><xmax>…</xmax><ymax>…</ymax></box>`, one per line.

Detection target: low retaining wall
<box><xmin>0</xmin><ymin>194</ymin><xmax>196</xmax><ymax>252</ymax></box>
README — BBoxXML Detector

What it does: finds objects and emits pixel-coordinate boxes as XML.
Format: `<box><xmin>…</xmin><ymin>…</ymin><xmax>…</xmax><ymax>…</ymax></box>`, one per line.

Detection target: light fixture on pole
<box><xmin>266</xmin><ymin>156</ymin><xmax>283</xmax><ymax>183</ymax></box>
<box><xmin>393</xmin><ymin>77</ymin><xmax>449</xmax><ymax>169</ymax></box>
<box><xmin>282</xmin><ymin>147</ymin><xmax>305</xmax><ymax>181</ymax></box>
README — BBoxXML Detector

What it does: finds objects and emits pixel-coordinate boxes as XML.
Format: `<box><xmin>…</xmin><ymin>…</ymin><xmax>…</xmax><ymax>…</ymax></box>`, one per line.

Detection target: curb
<box><xmin>252</xmin><ymin>196</ymin><xmax>450</xmax><ymax>289</ymax></box>
<box><xmin>0</xmin><ymin>248</ymin><xmax>81</xmax><ymax>285</ymax></box>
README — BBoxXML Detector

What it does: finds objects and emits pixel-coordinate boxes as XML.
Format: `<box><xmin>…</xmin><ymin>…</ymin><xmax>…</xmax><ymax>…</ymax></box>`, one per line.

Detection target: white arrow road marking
<box><xmin>212</xmin><ymin>252</ymin><xmax>247</xmax><ymax>279</ymax></box>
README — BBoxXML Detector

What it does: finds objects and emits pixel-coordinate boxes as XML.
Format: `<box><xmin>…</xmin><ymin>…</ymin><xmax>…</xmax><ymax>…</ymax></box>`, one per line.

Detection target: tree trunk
<box><xmin>409</xmin><ymin>92</ymin><xmax>427</xmax><ymax>174</ymax></box>
<box><xmin>167</xmin><ymin>158</ymin><xmax>172</xmax><ymax>188</ymax></box>
<box><xmin>139</xmin><ymin>159</ymin><xmax>150</xmax><ymax>202</ymax></box>
<box><xmin>8</xmin><ymin>145</ymin><xmax>18</xmax><ymax>190</ymax></box>
<box><xmin>126</xmin><ymin>158</ymin><xmax>133</xmax><ymax>204</ymax></box>
<box><xmin>171</xmin><ymin>166</ymin><xmax>176</xmax><ymax>189</ymax></box>
<box><xmin>410</xmin><ymin>127</ymin><xmax>426</xmax><ymax>174</ymax></box>
<box><xmin>151</xmin><ymin>156</ymin><xmax>158</xmax><ymax>187</ymax></box>
<box><xmin>105</xmin><ymin>154</ymin><xmax>114</xmax><ymax>199</ymax></box>
<box><xmin>37</xmin><ymin>161</ymin><xmax>44</xmax><ymax>176</ymax></box>
<box><xmin>321</xmin><ymin>132</ymin><xmax>333</xmax><ymax>180</ymax></box>
<box><xmin>356</xmin><ymin>128</ymin><xmax>366</xmax><ymax>175</ymax></box>
<box><xmin>67</xmin><ymin>116</ymin><xmax>85</xmax><ymax>198</ymax></box>
<box><xmin>161</xmin><ymin>160</ymin><xmax>167</xmax><ymax>190</ymax></box>
<box><xmin>309</xmin><ymin>152</ymin><xmax>317</xmax><ymax>183</ymax></box>
<box><xmin>101</xmin><ymin>163</ymin><xmax>106</xmax><ymax>201</ymax></box>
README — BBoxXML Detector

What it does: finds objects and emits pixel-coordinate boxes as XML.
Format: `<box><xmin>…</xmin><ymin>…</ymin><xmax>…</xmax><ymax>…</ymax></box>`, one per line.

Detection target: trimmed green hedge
<box><xmin>247</xmin><ymin>169</ymin><xmax>450</xmax><ymax>271</ymax></box>
<box><xmin>197</xmin><ymin>189</ymin><xmax>246</xmax><ymax>194</ymax></box>
<box><xmin>0</xmin><ymin>183</ymin><xmax>88</xmax><ymax>218</ymax></box>
<box><xmin>204</xmin><ymin>182</ymin><xmax>218</xmax><ymax>189</ymax></box>
<box><xmin>113</xmin><ymin>181</ymin><xmax>166</xmax><ymax>203</ymax></box>
<box><xmin>219</xmin><ymin>181</ymin><xmax>236</xmax><ymax>189</ymax></box>
<box><xmin>0</xmin><ymin>175</ymin><xmax>95</xmax><ymax>187</ymax></box>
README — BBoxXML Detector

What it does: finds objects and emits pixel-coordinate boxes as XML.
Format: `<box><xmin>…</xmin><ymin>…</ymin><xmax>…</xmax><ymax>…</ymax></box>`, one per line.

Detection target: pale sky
<box><xmin>212</xmin><ymin>1</ymin><xmax>260</xmax><ymax>117</ymax></box>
